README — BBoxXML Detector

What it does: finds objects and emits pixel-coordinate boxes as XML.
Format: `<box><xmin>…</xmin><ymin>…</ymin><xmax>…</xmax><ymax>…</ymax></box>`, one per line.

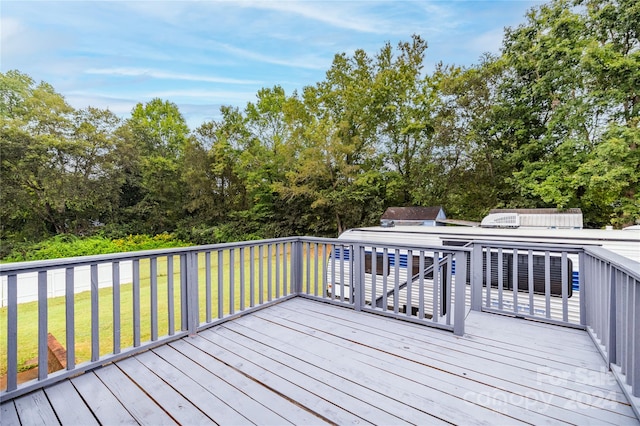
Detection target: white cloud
<box><xmin>149</xmin><ymin>89</ymin><xmax>259</xmax><ymax>103</ymax></box>
<box><xmin>0</xmin><ymin>17</ymin><xmax>23</xmax><ymax>43</ymax></box>
<box><xmin>208</xmin><ymin>41</ymin><xmax>330</xmax><ymax>70</ymax></box>
<box><xmin>0</xmin><ymin>16</ymin><xmax>64</xmax><ymax>60</ymax></box>
<box><xmin>64</xmin><ymin>93</ymin><xmax>138</xmax><ymax>116</ymax></box>
<box><xmin>85</xmin><ymin>67</ymin><xmax>263</xmax><ymax>85</ymax></box>
<box><xmin>240</xmin><ymin>1</ymin><xmax>396</xmax><ymax>34</ymax></box>
<box><xmin>467</xmin><ymin>27</ymin><xmax>508</xmax><ymax>58</ymax></box>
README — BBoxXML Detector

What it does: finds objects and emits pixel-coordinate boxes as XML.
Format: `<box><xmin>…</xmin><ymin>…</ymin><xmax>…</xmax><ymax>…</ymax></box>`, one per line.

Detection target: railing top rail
<box><xmin>302</xmin><ymin>236</ymin><xmax>473</xmax><ymax>253</ymax></box>
<box><xmin>583</xmin><ymin>246</ymin><xmax>640</xmax><ymax>280</ymax></box>
<box><xmin>0</xmin><ymin>236</ymin><xmax>300</xmax><ymax>275</ymax></box>
<box><xmin>468</xmin><ymin>240</ymin><xmax>585</xmax><ymax>253</ymax></box>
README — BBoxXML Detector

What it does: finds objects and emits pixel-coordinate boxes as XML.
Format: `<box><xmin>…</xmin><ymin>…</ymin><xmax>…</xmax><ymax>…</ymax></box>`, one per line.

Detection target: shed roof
<box><xmin>488</xmin><ymin>208</ymin><xmax>582</xmax><ymax>215</ymax></box>
<box><xmin>381</xmin><ymin>206</ymin><xmax>444</xmax><ymax>221</ymax></box>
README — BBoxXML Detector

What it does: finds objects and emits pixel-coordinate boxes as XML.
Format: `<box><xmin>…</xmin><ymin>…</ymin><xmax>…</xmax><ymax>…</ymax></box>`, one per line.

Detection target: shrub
<box><xmin>1</xmin><ymin>233</ymin><xmax>191</xmax><ymax>262</ymax></box>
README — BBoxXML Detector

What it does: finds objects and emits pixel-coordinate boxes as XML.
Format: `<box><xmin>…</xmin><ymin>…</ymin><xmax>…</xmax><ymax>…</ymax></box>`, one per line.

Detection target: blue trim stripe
<box><xmin>332</xmin><ymin>249</ymin><xmax>581</xmax><ymax>290</ymax></box>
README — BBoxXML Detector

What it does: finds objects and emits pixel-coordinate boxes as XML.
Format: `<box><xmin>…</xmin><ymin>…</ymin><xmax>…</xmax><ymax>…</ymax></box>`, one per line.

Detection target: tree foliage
<box><xmin>2</xmin><ymin>0</ymin><xmax>638</xmax><ymax>253</ymax></box>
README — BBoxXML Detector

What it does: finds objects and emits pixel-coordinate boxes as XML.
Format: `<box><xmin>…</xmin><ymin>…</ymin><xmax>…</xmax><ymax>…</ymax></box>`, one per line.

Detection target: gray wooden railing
<box><xmin>294</xmin><ymin>237</ymin><xmax>469</xmax><ymax>336</ymax></box>
<box><xmin>469</xmin><ymin>241</ymin><xmax>584</xmax><ymax>327</ymax></box>
<box><xmin>1</xmin><ymin>238</ymin><xmax>298</xmax><ymax>402</ymax></box>
<box><xmin>2</xmin><ymin>235</ymin><xmax>638</xmax><ymax>413</ymax></box>
<box><xmin>582</xmin><ymin>246</ymin><xmax>639</xmax><ymax>417</ymax></box>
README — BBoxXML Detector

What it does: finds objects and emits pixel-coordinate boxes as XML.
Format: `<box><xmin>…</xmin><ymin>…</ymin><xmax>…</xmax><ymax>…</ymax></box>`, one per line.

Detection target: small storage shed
<box><xmin>481</xmin><ymin>208</ymin><xmax>583</xmax><ymax>229</ymax></box>
<box><xmin>380</xmin><ymin>206</ymin><xmax>446</xmax><ymax>227</ymax></box>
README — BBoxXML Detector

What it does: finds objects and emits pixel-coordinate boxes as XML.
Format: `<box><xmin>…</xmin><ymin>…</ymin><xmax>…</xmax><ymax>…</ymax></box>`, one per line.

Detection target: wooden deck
<box><xmin>1</xmin><ymin>297</ymin><xmax>638</xmax><ymax>425</ymax></box>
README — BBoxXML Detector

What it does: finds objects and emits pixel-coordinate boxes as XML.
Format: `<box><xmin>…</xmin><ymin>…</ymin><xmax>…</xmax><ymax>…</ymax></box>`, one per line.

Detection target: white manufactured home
<box><xmin>326</xmin><ymin>224</ymin><xmax>639</xmax><ymax>326</ymax></box>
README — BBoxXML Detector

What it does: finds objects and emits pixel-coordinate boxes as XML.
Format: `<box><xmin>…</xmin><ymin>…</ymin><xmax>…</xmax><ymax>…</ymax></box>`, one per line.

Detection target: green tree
<box><xmin>373</xmin><ymin>35</ymin><xmax>436</xmax><ymax>206</ymax></box>
<box><xmin>1</xmin><ymin>71</ymin><xmax>126</xmax><ymax>239</ymax></box>
<box><xmin>501</xmin><ymin>0</ymin><xmax>639</xmax><ymax>227</ymax></box>
<box><xmin>126</xmin><ymin>99</ymin><xmax>190</xmax><ymax>233</ymax></box>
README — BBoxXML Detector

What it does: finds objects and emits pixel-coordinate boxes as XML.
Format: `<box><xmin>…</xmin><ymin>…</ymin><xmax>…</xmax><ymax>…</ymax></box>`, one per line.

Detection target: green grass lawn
<box><xmin>0</xmin><ymin>245</ymin><xmax>329</xmax><ymax>377</ymax></box>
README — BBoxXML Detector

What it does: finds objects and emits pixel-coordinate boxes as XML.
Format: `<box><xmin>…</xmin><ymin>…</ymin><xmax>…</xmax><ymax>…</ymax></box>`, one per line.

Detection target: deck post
<box><xmin>608</xmin><ymin>265</ymin><xmax>617</xmax><ymax>365</ymax></box>
<box><xmin>185</xmin><ymin>251</ymin><xmax>199</xmax><ymax>336</ymax></box>
<box><xmin>353</xmin><ymin>243</ymin><xmax>363</xmax><ymax>312</ymax></box>
<box><xmin>579</xmin><ymin>251</ymin><xmax>586</xmax><ymax>326</ymax></box>
<box><xmin>633</xmin><ymin>281</ymin><xmax>639</xmax><ymax>397</ymax></box>
<box><xmin>292</xmin><ymin>240</ymin><xmax>303</xmax><ymax>295</ymax></box>
<box><xmin>470</xmin><ymin>244</ymin><xmax>483</xmax><ymax>311</ymax></box>
<box><xmin>454</xmin><ymin>251</ymin><xmax>467</xmax><ymax>336</ymax></box>
<box><xmin>7</xmin><ymin>274</ymin><xmax>18</xmax><ymax>392</ymax></box>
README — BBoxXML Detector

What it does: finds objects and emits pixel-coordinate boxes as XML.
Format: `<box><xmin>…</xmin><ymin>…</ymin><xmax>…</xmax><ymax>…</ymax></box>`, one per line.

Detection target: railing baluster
<box><xmin>512</xmin><ymin>249</ymin><xmax>518</xmax><ymax>315</ymax></box>
<box><xmin>406</xmin><ymin>250</ymin><xmax>413</xmax><ymax>317</ymax></box>
<box><xmin>38</xmin><ymin>271</ymin><xmax>48</xmax><ymax>381</ymax></box>
<box><xmin>544</xmin><ymin>251</ymin><xmax>551</xmax><ymax>318</ymax></box>
<box><xmin>283</xmin><ymin>242</ymin><xmax>289</xmax><ymax>296</ymax></box>
<box><xmin>167</xmin><ymin>255</ymin><xmax>174</xmax><ymax>336</ymax></box>
<box><xmin>218</xmin><ymin>250</ymin><xmax>224</xmax><ymax>318</ymax></box>
<box><xmin>393</xmin><ymin>249</ymin><xmax>400</xmax><ymax>314</ymax></box>
<box><xmin>180</xmin><ymin>254</ymin><xmax>187</xmax><ymax>331</ymax></box>
<box><xmin>528</xmin><ymin>250</ymin><xmax>534</xmax><ymax>316</ymax></box>
<box><xmin>240</xmin><ymin>247</ymin><xmax>245</xmax><ymax>311</ymax></box>
<box><xmin>321</xmin><ymin>243</ymin><xmax>327</xmax><ymax>298</ymax></box>
<box><xmin>229</xmin><ymin>249</ymin><xmax>235</xmax><ymax>315</ymax></box>
<box><xmin>250</xmin><ymin>246</ymin><xmax>255</xmax><ymax>307</ymax></box>
<box><xmin>485</xmin><ymin>248</ymin><xmax>491</xmax><ymax>309</ymax></box>
<box><xmin>259</xmin><ymin>245</ymin><xmax>264</xmax><ymax>304</ymax></box>
<box><xmin>418</xmin><ymin>251</ymin><xmax>425</xmax><ymax>319</ymax></box>
<box><xmin>275</xmin><ymin>243</ymin><xmax>281</xmax><ymax>299</ymax></box>
<box><xmin>91</xmin><ymin>264</ymin><xmax>99</xmax><ymax>360</ymax></box>
<box><xmin>112</xmin><ymin>262</ymin><xmax>120</xmax><ymax>354</ymax></box>
<box><xmin>561</xmin><ymin>252</ymin><xmax>568</xmax><ymax>322</ymax></box>
<box><xmin>133</xmin><ymin>260</ymin><xmax>140</xmax><ymax>347</ymax></box>
<box><xmin>305</xmin><ymin>242</ymin><xmax>310</xmax><ymax>295</ymax></box>
<box><xmin>313</xmin><ymin>243</ymin><xmax>318</xmax><ymax>297</ymax></box>
<box><xmin>65</xmin><ymin>268</ymin><xmax>75</xmax><ymax>368</ymax></box>
<box><xmin>267</xmin><ymin>244</ymin><xmax>273</xmax><ymax>302</ymax></box>
<box><xmin>331</xmin><ymin>244</ymin><xmax>336</xmax><ymax>301</ymax></box>
<box><xmin>206</xmin><ymin>252</ymin><xmax>212</xmax><ymax>323</ymax></box>
<box><xmin>432</xmin><ymin>251</ymin><xmax>439</xmax><ymax>321</ymax></box>
<box><xmin>150</xmin><ymin>257</ymin><xmax>158</xmax><ymax>341</ymax></box>
<box><xmin>632</xmin><ymin>278</ymin><xmax>639</xmax><ymax>397</ymax></box>
<box><xmin>370</xmin><ymin>246</ymin><xmax>377</xmax><ymax>308</ymax></box>
<box><xmin>497</xmin><ymin>248</ymin><xmax>503</xmax><ymax>310</ymax></box>
<box><xmin>445</xmin><ymin>253</ymin><xmax>453</xmax><ymax>326</ymax></box>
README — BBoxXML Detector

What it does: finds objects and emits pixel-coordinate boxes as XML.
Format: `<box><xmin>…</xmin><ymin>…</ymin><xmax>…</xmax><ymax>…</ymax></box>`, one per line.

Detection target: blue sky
<box><xmin>1</xmin><ymin>0</ymin><xmax>543</xmax><ymax>130</ymax></box>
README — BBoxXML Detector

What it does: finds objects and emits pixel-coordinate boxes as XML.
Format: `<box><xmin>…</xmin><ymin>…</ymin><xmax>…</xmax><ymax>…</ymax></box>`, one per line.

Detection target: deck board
<box><xmin>255</xmin><ymin>302</ymin><xmax>628</xmax><ymax>425</ymax></box>
<box><xmin>198</xmin><ymin>326</ymin><xmax>428</xmax><ymax>425</ymax></box>
<box><xmin>14</xmin><ymin>390</ymin><xmax>60</xmax><ymax>425</ymax></box>
<box><xmin>71</xmin><ymin>371</ymin><xmax>138</xmax><ymax>424</ymax></box>
<box><xmin>151</xmin><ymin>343</ymin><xmax>294</xmax><ymax>426</ymax></box>
<box><xmin>210</xmin><ymin>324</ymin><xmax>450</xmax><ymax>425</ymax></box>
<box><xmin>44</xmin><ymin>380</ymin><xmax>99</xmax><ymax>425</ymax></box>
<box><xmin>2</xmin><ymin>297</ymin><xmax>639</xmax><ymax>425</ymax></box>
<box><xmin>133</xmin><ymin>349</ymin><xmax>253</xmax><ymax>425</ymax></box>
<box><xmin>94</xmin><ymin>364</ymin><xmax>177</xmax><ymax>425</ymax></box>
<box><xmin>187</xmin><ymin>329</ymin><xmax>375</xmax><ymax>425</ymax></box>
<box><xmin>0</xmin><ymin>400</ymin><xmax>20</xmax><ymax>426</ymax></box>
<box><xmin>116</xmin><ymin>357</ymin><xmax>213</xmax><ymax>425</ymax></box>
<box><xmin>276</xmin><ymin>301</ymin><xmax>625</xmax><ymax>399</ymax></box>
<box><xmin>167</xmin><ymin>339</ymin><xmax>326</xmax><ymax>425</ymax></box>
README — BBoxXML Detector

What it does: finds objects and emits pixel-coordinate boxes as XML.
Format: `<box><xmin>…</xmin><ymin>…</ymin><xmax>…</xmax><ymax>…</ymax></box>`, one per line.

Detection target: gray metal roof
<box><xmin>488</xmin><ymin>208</ymin><xmax>582</xmax><ymax>215</ymax></box>
<box><xmin>381</xmin><ymin>206</ymin><xmax>444</xmax><ymax>221</ymax></box>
